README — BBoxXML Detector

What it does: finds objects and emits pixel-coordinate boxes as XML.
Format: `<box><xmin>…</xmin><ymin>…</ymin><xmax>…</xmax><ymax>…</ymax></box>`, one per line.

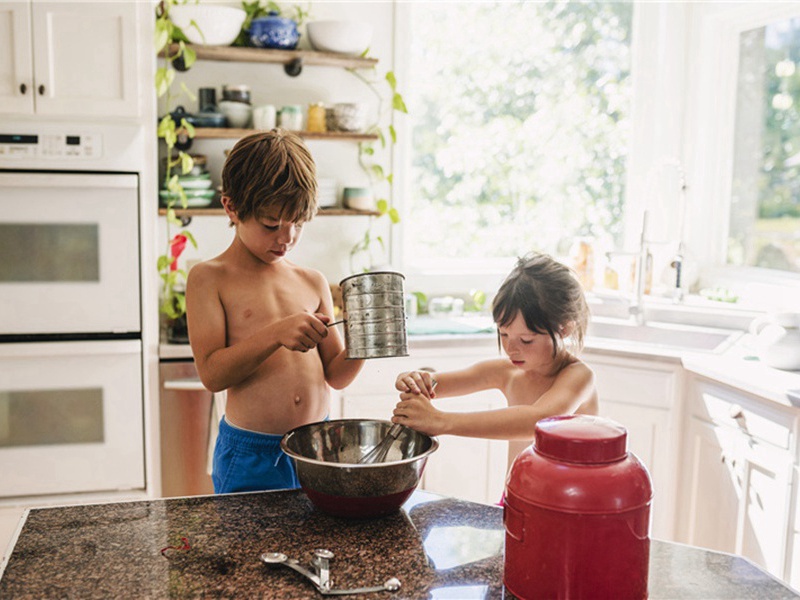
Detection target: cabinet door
<box><xmin>600</xmin><ymin>399</ymin><xmax>672</xmax><ymax>539</ymax></box>
<box><xmin>0</xmin><ymin>1</ymin><xmax>34</xmax><ymax>114</ymax></box>
<box><xmin>31</xmin><ymin>1</ymin><xmax>140</xmax><ymax>117</ymax></box>
<box><xmin>680</xmin><ymin>417</ymin><xmax>741</xmax><ymax>553</ymax></box>
<box><xmin>420</xmin><ymin>392</ymin><xmax>507</xmax><ymax>505</ymax></box>
<box><xmin>789</xmin><ymin>465</ymin><xmax>800</xmax><ymax>590</ymax></box>
<box><xmin>738</xmin><ymin>437</ymin><xmax>793</xmax><ymax>579</ymax></box>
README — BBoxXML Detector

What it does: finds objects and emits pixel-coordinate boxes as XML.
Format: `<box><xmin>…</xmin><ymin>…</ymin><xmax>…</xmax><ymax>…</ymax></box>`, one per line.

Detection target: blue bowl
<box><xmin>249</xmin><ymin>13</ymin><xmax>300</xmax><ymax>50</ymax></box>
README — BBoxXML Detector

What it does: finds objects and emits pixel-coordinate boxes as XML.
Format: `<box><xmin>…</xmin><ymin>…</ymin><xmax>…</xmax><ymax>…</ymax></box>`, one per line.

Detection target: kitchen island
<box><xmin>1</xmin><ymin>489</ymin><xmax>797</xmax><ymax>599</ymax></box>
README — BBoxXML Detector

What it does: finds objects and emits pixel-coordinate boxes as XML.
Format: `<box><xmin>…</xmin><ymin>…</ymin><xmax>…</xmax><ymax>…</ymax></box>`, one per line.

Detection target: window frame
<box><xmin>391</xmin><ymin>1</ymin><xmax>800</xmax><ymax>300</ymax></box>
<box><xmin>679</xmin><ymin>2</ymin><xmax>800</xmax><ymax>292</ymax></box>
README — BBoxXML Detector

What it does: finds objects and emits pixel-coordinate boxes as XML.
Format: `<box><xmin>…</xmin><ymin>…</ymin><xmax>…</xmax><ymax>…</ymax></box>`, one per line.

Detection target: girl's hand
<box><xmin>392</xmin><ymin>391</ymin><xmax>447</xmax><ymax>435</ymax></box>
<box><xmin>395</xmin><ymin>370</ymin><xmax>437</xmax><ymax>399</ymax></box>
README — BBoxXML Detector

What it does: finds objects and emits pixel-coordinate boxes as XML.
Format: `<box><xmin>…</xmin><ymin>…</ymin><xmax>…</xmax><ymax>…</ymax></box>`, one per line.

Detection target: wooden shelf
<box><xmin>193</xmin><ymin>128</ymin><xmax>378</xmax><ymax>142</ymax></box>
<box><xmin>158</xmin><ymin>207</ymin><xmax>380</xmax><ymax>218</ymax></box>
<box><xmin>166</xmin><ymin>43</ymin><xmax>378</xmax><ymax>70</ymax></box>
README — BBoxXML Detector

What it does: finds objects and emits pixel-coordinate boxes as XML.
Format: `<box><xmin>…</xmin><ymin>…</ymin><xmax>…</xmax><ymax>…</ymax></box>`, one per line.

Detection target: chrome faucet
<box><xmin>628</xmin><ymin>211</ymin><xmax>650</xmax><ymax>325</ymax></box>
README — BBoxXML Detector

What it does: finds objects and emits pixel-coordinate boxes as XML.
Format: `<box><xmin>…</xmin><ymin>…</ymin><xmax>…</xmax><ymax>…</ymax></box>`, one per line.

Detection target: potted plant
<box><xmin>155</xmin><ymin>0</ymin><xmax>200</xmax><ymax>342</ymax></box>
<box><xmin>234</xmin><ymin>1</ymin><xmax>311</xmax><ymax>47</ymax></box>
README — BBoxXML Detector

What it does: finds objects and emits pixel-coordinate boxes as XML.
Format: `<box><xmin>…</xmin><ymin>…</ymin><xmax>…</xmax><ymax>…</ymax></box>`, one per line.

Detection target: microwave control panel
<box><xmin>0</xmin><ymin>133</ymin><xmax>103</xmax><ymax>159</ymax></box>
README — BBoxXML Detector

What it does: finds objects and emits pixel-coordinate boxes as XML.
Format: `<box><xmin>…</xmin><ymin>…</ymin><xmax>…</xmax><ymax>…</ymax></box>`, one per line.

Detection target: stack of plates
<box><xmin>318</xmin><ymin>177</ymin><xmax>338</xmax><ymax>208</ymax></box>
<box><xmin>160</xmin><ymin>167</ymin><xmax>216</xmax><ymax>208</ymax></box>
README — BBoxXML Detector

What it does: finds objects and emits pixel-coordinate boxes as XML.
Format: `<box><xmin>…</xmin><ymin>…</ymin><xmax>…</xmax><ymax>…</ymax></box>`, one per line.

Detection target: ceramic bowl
<box><xmin>169</xmin><ymin>4</ymin><xmax>246</xmax><ymax>46</ymax></box>
<box><xmin>333</xmin><ymin>103</ymin><xmax>368</xmax><ymax>132</ymax></box>
<box><xmin>221</xmin><ymin>84</ymin><xmax>251</xmax><ymax>104</ymax></box>
<box><xmin>249</xmin><ymin>13</ymin><xmax>300</xmax><ymax>50</ymax></box>
<box><xmin>218</xmin><ymin>100</ymin><xmax>252</xmax><ymax>128</ymax></box>
<box><xmin>343</xmin><ymin>186</ymin><xmax>374</xmax><ymax>210</ymax></box>
<box><xmin>307</xmin><ymin>20</ymin><xmax>373</xmax><ymax>55</ymax></box>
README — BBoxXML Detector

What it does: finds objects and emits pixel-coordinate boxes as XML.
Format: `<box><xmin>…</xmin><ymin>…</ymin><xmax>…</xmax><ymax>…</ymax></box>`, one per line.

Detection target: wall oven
<box><xmin>0</xmin><ymin>126</ymin><xmax>146</xmax><ymax>499</ymax></box>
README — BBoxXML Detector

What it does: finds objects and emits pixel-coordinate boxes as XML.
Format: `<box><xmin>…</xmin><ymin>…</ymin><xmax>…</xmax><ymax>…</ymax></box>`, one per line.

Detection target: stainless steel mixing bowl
<box><xmin>280</xmin><ymin>419</ymin><xmax>438</xmax><ymax>518</ymax></box>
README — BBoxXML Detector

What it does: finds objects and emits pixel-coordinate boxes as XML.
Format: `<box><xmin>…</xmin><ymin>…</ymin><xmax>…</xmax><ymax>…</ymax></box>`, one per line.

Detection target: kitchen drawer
<box><xmin>689</xmin><ymin>378</ymin><xmax>794</xmax><ymax>450</ymax></box>
<box><xmin>587</xmin><ymin>360</ymin><xmax>677</xmax><ymax>409</ymax></box>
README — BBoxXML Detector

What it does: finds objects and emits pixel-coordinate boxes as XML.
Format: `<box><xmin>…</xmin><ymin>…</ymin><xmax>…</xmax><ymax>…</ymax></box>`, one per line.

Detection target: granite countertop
<box><xmin>1</xmin><ymin>489</ymin><xmax>798</xmax><ymax>599</ymax></box>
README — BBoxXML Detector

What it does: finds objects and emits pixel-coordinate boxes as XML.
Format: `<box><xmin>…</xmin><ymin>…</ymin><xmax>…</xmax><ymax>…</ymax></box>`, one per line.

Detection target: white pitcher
<box><xmin>749</xmin><ymin>312</ymin><xmax>800</xmax><ymax>371</ymax></box>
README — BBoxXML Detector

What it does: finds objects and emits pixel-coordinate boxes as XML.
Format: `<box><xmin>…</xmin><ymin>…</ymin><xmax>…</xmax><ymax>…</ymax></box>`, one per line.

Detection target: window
<box><xmin>729</xmin><ymin>17</ymin><xmax>800</xmax><ymax>273</ymax></box>
<box><xmin>401</xmin><ymin>2</ymin><xmax>633</xmax><ymax>281</ymax></box>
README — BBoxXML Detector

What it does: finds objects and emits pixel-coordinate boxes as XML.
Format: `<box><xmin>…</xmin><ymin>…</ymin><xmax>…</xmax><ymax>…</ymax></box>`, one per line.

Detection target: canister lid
<box><xmin>534</xmin><ymin>415</ymin><xmax>627</xmax><ymax>464</ymax></box>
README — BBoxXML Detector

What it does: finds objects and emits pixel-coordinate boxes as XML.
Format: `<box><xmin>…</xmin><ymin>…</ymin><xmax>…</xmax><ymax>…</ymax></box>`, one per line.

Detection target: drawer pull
<box><xmin>728</xmin><ymin>404</ymin><xmax>743</xmax><ymax>419</ymax></box>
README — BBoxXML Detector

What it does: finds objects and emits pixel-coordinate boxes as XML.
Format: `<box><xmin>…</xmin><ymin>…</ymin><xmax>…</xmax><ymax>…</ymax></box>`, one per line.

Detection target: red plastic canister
<box><xmin>503</xmin><ymin>415</ymin><xmax>652</xmax><ymax>600</ymax></box>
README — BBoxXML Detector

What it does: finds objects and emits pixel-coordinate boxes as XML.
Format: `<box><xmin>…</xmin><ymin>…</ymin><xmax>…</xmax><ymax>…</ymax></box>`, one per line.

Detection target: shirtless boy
<box><xmin>186</xmin><ymin>130</ymin><xmax>364</xmax><ymax>493</ymax></box>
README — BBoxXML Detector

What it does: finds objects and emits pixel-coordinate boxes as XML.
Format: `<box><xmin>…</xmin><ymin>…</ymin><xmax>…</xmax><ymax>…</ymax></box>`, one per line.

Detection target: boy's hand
<box><xmin>275</xmin><ymin>313</ymin><xmax>329</xmax><ymax>352</ymax></box>
<box><xmin>395</xmin><ymin>370</ymin><xmax>436</xmax><ymax>399</ymax></box>
<box><xmin>392</xmin><ymin>391</ymin><xmax>444</xmax><ymax>435</ymax></box>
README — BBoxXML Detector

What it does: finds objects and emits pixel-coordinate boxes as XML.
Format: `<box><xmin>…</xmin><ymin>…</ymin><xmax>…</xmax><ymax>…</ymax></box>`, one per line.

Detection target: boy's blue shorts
<box><xmin>212</xmin><ymin>416</ymin><xmax>300</xmax><ymax>494</ymax></box>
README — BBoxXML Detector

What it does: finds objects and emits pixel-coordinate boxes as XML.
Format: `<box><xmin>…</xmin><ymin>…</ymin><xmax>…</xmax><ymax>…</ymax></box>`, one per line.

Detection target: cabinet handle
<box><xmin>38</xmin><ymin>84</ymin><xmax>45</xmax><ymax>95</ymax></box>
<box><xmin>19</xmin><ymin>83</ymin><xmax>27</xmax><ymax>95</ymax></box>
<box><xmin>728</xmin><ymin>404</ymin><xmax>743</xmax><ymax>419</ymax></box>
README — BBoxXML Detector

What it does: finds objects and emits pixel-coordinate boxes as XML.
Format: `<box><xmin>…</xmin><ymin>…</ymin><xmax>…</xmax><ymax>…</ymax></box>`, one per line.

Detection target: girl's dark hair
<box><xmin>221</xmin><ymin>129</ymin><xmax>318</xmax><ymax>223</ymax></box>
<box><xmin>492</xmin><ymin>252</ymin><xmax>589</xmax><ymax>372</ymax></box>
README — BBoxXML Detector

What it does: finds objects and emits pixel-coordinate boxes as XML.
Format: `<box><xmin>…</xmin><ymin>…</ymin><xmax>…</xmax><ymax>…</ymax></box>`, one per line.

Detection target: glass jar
<box><xmin>278</xmin><ymin>105</ymin><xmax>303</xmax><ymax>131</ymax></box>
<box><xmin>307</xmin><ymin>103</ymin><xmax>327</xmax><ymax>132</ymax></box>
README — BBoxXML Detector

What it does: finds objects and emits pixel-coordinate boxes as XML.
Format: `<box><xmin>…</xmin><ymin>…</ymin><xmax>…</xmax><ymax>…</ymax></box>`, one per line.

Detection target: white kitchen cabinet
<box><xmin>582</xmin><ymin>351</ymin><xmax>682</xmax><ymax>540</ymax></box>
<box><xmin>340</xmin><ymin>340</ymin><xmax>507</xmax><ymax>505</ymax></box>
<box><xmin>677</xmin><ymin>373</ymin><xmax>796</xmax><ymax>581</ymax></box>
<box><xmin>789</xmin><ymin>465</ymin><xmax>800</xmax><ymax>590</ymax></box>
<box><xmin>0</xmin><ymin>1</ymin><xmax>141</xmax><ymax>117</ymax></box>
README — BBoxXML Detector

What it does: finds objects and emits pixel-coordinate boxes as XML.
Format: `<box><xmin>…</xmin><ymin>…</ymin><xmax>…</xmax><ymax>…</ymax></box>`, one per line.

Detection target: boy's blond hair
<box><xmin>221</xmin><ymin>129</ymin><xmax>318</xmax><ymax>223</ymax></box>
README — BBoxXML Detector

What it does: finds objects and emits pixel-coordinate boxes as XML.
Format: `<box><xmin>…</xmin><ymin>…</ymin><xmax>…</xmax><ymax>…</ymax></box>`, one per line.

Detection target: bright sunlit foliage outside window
<box><xmin>731</xmin><ymin>18</ymin><xmax>800</xmax><ymax>273</ymax></box>
<box><xmin>404</xmin><ymin>1</ymin><xmax>633</xmax><ymax>268</ymax></box>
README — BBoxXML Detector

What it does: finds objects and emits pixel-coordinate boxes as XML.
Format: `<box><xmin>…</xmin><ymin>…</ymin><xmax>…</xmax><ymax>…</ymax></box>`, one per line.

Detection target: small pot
<box><xmin>339</xmin><ymin>272</ymin><xmax>408</xmax><ymax>359</ymax></box>
<box><xmin>249</xmin><ymin>12</ymin><xmax>300</xmax><ymax>50</ymax></box>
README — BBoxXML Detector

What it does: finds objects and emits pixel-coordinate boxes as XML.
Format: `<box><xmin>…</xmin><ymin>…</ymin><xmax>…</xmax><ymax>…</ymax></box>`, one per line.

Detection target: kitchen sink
<box><xmin>585</xmin><ymin>318</ymin><xmax>742</xmax><ymax>353</ymax></box>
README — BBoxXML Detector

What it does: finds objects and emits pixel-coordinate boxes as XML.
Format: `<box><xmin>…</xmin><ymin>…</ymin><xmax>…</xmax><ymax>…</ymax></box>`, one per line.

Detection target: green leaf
<box><xmin>182</xmin><ymin>229</ymin><xmax>198</xmax><ymax>248</ymax></box>
<box><xmin>188</xmin><ymin>18</ymin><xmax>206</xmax><ymax>44</ymax></box>
<box><xmin>392</xmin><ymin>92</ymin><xmax>408</xmax><ymax>114</ymax></box>
<box><xmin>360</xmin><ymin>47</ymin><xmax>370</xmax><ymax>58</ymax></box>
<box><xmin>378</xmin><ymin>129</ymin><xmax>386</xmax><ymax>148</ymax></box>
<box><xmin>155</xmin><ymin>67</ymin><xmax>174</xmax><ymax>97</ymax></box>
<box><xmin>388</xmin><ymin>207</ymin><xmax>401</xmax><ymax>223</ymax></box>
<box><xmin>167</xmin><ymin>211</ymin><xmax>183</xmax><ymax>227</ymax></box>
<box><xmin>183</xmin><ymin>44</ymin><xmax>197</xmax><ymax>69</ymax></box>
<box><xmin>385</xmin><ymin>71</ymin><xmax>397</xmax><ymax>91</ymax></box>
<box><xmin>180</xmin><ymin>152</ymin><xmax>194</xmax><ymax>174</ymax></box>
<box><xmin>387</xmin><ymin>174</ymin><xmax>393</xmax><ymax>185</ymax></box>
<box><xmin>157</xmin><ymin>255</ymin><xmax>171</xmax><ymax>272</ymax></box>
<box><xmin>179</xmin><ymin>81</ymin><xmax>197</xmax><ymax>101</ymax></box>
<box><xmin>376</xmin><ymin>199</ymin><xmax>388</xmax><ymax>214</ymax></box>
<box><xmin>361</xmin><ymin>146</ymin><xmax>375</xmax><ymax>156</ymax></box>
<box><xmin>154</xmin><ymin>19</ymin><xmax>170</xmax><ymax>53</ymax></box>
<box><xmin>157</xmin><ymin>114</ymin><xmax>175</xmax><ymax>138</ymax></box>
<box><xmin>167</xmin><ymin>174</ymin><xmax>181</xmax><ymax>193</ymax></box>
<box><xmin>388</xmin><ymin>124</ymin><xmax>397</xmax><ymax>144</ymax></box>
<box><xmin>370</xmin><ymin>164</ymin><xmax>385</xmax><ymax>180</ymax></box>
<box><xmin>180</xmin><ymin>118</ymin><xmax>196</xmax><ymax>138</ymax></box>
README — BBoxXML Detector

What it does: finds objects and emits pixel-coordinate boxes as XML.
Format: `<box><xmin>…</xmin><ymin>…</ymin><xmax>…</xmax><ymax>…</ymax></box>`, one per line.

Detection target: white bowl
<box><xmin>170</xmin><ymin>4</ymin><xmax>246</xmax><ymax>46</ymax></box>
<box><xmin>218</xmin><ymin>100</ymin><xmax>252</xmax><ymax>128</ymax></box>
<box><xmin>306</xmin><ymin>20</ymin><xmax>373</xmax><ymax>55</ymax></box>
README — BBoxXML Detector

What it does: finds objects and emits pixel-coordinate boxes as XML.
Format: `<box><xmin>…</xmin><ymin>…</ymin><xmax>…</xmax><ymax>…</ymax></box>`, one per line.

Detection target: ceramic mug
<box><xmin>253</xmin><ymin>104</ymin><xmax>277</xmax><ymax>130</ymax></box>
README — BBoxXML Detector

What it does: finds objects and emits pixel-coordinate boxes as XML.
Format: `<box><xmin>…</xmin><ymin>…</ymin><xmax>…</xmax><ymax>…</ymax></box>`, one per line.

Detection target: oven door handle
<box><xmin>163</xmin><ymin>378</ymin><xmax>207</xmax><ymax>391</ymax></box>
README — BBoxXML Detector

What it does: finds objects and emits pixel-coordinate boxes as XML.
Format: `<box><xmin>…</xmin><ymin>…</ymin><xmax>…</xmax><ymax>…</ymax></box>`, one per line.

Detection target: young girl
<box><xmin>392</xmin><ymin>252</ymin><xmax>598</xmax><ymax>470</ymax></box>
